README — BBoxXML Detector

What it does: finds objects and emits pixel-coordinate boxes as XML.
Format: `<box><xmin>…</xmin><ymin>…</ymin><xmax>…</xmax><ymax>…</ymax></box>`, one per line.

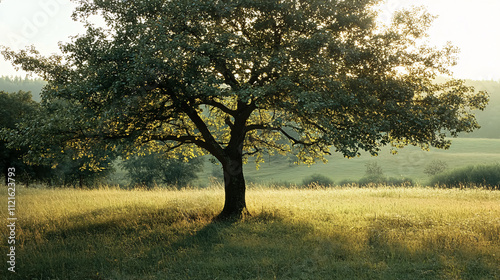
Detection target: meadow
<box><xmin>1</xmin><ymin>185</ymin><xmax>499</xmax><ymax>279</ymax></box>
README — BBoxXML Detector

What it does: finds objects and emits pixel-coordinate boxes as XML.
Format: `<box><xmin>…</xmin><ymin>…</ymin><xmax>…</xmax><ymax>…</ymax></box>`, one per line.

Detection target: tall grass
<box><xmin>1</xmin><ymin>186</ymin><xmax>499</xmax><ymax>279</ymax></box>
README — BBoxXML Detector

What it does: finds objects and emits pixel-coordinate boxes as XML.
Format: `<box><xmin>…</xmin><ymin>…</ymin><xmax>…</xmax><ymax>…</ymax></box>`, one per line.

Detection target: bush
<box><xmin>338</xmin><ymin>179</ymin><xmax>358</xmax><ymax>186</ymax></box>
<box><xmin>302</xmin><ymin>174</ymin><xmax>334</xmax><ymax>188</ymax></box>
<box><xmin>358</xmin><ymin>175</ymin><xmax>385</xmax><ymax>186</ymax></box>
<box><xmin>385</xmin><ymin>177</ymin><xmax>414</xmax><ymax>186</ymax></box>
<box><xmin>430</xmin><ymin>164</ymin><xmax>500</xmax><ymax>189</ymax></box>
<box><xmin>268</xmin><ymin>181</ymin><xmax>296</xmax><ymax>188</ymax></box>
<box><xmin>424</xmin><ymin>159</ymin><xmax>448</xmax><ymax>176</ymax></box>
<box><xmin>364</xmin><ymin>162</ymin><xmax>384</xmax><ymax>177</ymax></box>
<box><xmin>357</xmin><ymin>175</ymin><xmax>414</xmax><ymax>187</ymax></box>
<box><xmin>122</xmin><ymin>153</ymin><xmax>203</xmax><ymax>189</ymax></box>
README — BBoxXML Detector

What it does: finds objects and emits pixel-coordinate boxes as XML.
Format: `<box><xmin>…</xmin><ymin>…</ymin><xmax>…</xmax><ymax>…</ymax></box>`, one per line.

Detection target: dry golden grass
<box><xmin>2</xmin><ymin>185</ymin><xmax>499</xmax><ymax>279</ymax></box>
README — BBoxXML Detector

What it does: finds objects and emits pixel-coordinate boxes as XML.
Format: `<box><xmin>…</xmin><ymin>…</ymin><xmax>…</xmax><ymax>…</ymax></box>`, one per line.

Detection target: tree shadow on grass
<box><xmin>165</xmin><ymin>209</ymin><xmax>324</xmax><ymax>280</ymax></box>
<box><xmin>14</xmin><ymin>207</ymin><xmax>323</xmax><ymax>280</ymax></box>
<box><xmin>11</xmin><ymin>206</ymin><xmax>216</xmax><ymax>280</ymax></box>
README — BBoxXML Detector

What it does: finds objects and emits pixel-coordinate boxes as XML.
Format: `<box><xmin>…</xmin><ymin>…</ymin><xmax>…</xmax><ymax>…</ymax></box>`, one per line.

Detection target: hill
<box><xmin>461</xmin><ymin>80</ymin><xmax>500</xmax><ymax>138</ymax></box>
<box><xmin>198</xmin><ymin>138</ymin><xmax>500</xmax><ymax>186</ymax></box>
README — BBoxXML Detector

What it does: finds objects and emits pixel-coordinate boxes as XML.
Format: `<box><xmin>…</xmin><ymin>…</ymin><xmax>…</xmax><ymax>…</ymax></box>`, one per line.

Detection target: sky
<box><xmin>0</xmin><ymin>0</ymin><xmax>499</xmax><ymax>81</ymax></box>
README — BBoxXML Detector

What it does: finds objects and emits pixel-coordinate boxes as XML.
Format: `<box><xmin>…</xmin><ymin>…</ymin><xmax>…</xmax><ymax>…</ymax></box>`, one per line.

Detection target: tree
<box><xmin>424</xmin><ymin>159</ymin><xmax>448</xmax><ymax>177</ymax></box>
<box><xmin>1</xmin><ymin>0</ymin><xmax>488</xmax><ymax>219</ymax></box>
<box><xmin>122</xmin><ymin>152</ymin><xmax>203</xmax><ymax>189</ymax></box>
<box><xmin>0</xmin><ymin>91</ymin><xmax>49</xmax><ymax>186</ymax></box>
<box><xmin>49</xmin><ymin>148</ymin><xmax>115</xmax><ymax>188</ymax></box>
<box><xmin>364</xmin><ymin>162</ymin><xmax>384</xmax><ymax>178</ymax></box>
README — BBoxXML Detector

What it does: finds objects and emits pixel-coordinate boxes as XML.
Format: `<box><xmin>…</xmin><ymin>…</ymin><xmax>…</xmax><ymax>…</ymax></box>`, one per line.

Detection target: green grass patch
<box><xmin>1</xmin><ymin>186</ymin><xmax>499</xmax><ymax>279</ymax></box>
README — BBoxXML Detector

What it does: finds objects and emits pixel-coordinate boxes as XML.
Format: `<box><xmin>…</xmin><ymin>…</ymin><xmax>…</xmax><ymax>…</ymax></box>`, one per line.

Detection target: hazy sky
<box><xmin>1</xmin><ymin>0</ymin><xmax>499</xmax><ymax>80</ymax></box>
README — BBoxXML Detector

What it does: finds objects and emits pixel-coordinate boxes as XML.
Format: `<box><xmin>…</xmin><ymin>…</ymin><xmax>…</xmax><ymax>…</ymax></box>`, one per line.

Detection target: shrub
<box><xmin>268</xmin><ymin>181</ymin><xmax>296</xmax><ymax>188</ymax></box>
<box><xmin>424</xmin><ymin>159</ymin><xmax>448</xmax><ymax>176</ymax></box>
<box><xmin>385</xmin><ymin>177</ymin><xmax>414</xmax><ymax>186</ymax></box>
<box><xmin>122</xmin><ymin>153</ymin><xmax>203</xmax><ymax>189</ymax></box>
<box><xmin>365</xmin><ymin>162</ymin><xmax>384</xmax><ymax>177</ymax></box>
<box><xmin>358</xmin><ymin>175</ymin><xmax>385</xmax><ymax>186</ymax></box>
<box><xmin>338</xmin><ymin>179</ymin><xmax>358</xmax><ymax>186</ymax></box>
<box><xmin>357</xmin><ymin>176</ymin><xmax>414</xmax><ymax>187</ymax></box>
<box><xmin>430</xmin><ymin>164</ymin><xmax>500</xmax><ymax>189</ymax></box>
<box><xmin>302</xmin><ymin>174</ymin><xmax>334</xmax><ymax>188</ymax></box>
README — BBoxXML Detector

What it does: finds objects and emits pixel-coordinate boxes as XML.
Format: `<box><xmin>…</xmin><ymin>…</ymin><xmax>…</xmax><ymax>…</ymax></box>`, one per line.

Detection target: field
<box><xmin>1</xmin><ymin>186</ymin><xmax>499</xmax><ymax>279</ymax></box>
<box><xmin>196</xmin><ymin>138</ymin><xmax>500</xmax><ymax>186</ymax></box>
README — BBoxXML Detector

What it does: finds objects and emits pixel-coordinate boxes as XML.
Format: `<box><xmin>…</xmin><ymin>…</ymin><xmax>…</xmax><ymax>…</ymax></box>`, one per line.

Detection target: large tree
<box><xmin>1</xmin><ymin>0</ymin><xmax>488</xmax><ymax>219</ymax></box>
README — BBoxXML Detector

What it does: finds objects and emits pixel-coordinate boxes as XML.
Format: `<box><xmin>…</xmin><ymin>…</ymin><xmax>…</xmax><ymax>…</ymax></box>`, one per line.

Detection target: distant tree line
<box><xmin>0</xmin><ymin>76</ymin><xmax>45</xmax><ymax>102</ymax></box>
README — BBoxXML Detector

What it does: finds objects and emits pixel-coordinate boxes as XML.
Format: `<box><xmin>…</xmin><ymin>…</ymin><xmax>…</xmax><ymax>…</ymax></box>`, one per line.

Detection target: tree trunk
<box><xmin>79</xmin><ymin>174</ymin><xmax>84</xmax><ymax>189</ymax></box>
<box><xmin>215</xmin><ymin>150</ymin><xmax>248</xmax><ymax>221</ymax></box>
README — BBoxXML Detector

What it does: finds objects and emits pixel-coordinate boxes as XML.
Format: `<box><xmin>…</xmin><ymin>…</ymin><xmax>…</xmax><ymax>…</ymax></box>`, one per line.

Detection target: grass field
<box><xmin>195</xmin><ymin>138</ymin><xmax>500</xmax><ymax>186</ymax></box>
<box><xmin>1</xmin><ymin>186</ymin><xmax>499</xmax><ymax>279</ymax></box>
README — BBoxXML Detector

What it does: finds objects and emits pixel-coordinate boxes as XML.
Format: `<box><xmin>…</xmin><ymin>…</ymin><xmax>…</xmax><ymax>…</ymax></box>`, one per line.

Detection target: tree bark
<box><xmin>215</xmin><ymin>148</ymin><xmax>248</xmax><ymax>221</ymax></box>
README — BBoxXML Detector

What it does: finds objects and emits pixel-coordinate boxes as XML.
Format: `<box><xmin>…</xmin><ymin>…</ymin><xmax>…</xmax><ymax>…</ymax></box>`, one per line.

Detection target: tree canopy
<box><xmin>1</xmin><ymin>0</ymin><xmax>488</xmax><ymax>219</ymax></box>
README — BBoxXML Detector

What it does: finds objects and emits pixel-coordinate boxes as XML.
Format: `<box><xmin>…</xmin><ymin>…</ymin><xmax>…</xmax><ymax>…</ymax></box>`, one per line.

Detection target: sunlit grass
<box><xmin>1</xmin><ymin>185</ymin><xmax>499</xmax><ymax>279</ymax></box>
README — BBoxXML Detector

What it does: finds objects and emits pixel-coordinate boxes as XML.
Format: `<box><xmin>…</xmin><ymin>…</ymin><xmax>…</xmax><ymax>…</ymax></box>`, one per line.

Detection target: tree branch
<box><xmin>181</xmin><ymin>103</ymin><xmax>226</xmax><ymax>162</ymax></box>
<box><xmin>204</xmin><ymin>99</ymin><xmax>236</xmax><ymax>116</ymax></box>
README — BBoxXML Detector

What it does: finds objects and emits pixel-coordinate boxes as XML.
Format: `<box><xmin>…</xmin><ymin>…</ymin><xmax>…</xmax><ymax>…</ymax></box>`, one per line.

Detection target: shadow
<box><xmin>9</xmin><ymin>206</ymin><xmax>217</xmax><ymax>280</ymax></box>
<box><xmin>170</xmin><ymin>208</ymin><xmax>291</xmax><ymax>251</ymax></box>
<box><xmin>166</xmin><ymin>211</ymin><xmax>322</xmax><ymax>280</ymax></box>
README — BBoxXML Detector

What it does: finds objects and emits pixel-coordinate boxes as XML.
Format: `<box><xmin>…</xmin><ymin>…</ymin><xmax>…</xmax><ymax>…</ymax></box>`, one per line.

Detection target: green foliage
<box><xmin>357</xmin><ymin>176</ymin><xmax>414</xmax><ymax>187</ymax></box>
<box><xmin>430</xmin><ymin>164</ymin><xmax>500</xmax><ymax>189</ymax></box>
<box><xmin>424</xmin><ymin>159</ymin><xmax>448</xmax><ymax>176</ymax></box>
<box><xmin>0</xmin><ymin>0</ymin><xmax>488</xmax><ymax>168</ymax></box>
<box><xmin>458</xmin><ymin>80</ymin><xmax>500</xmax><ymax>138</ymax></box>
<box><xmin>0</xmin><ymin>90</ymin><xmax>49</xmax><ymax>185</ymax></box>
<box><xmin>50</xmin><ymin>151</ymin><xmax>115</xmax><ymax>188</ymax></box>
<box><xmin>121</xmin><ymin>153</ymin><xmax>203</xmax><ymax>189</ymax></box>
<box><xmin>301</xmin><ymin>173</ymin><xmax>334</xmax><ymax>187</ymax></box>
<box><xmin>337</xmin><ymin>178</ymin><xmax>358</xmax><ymax>186</ymax></box>
<box><xmin>358</xmin><ymin>175</ymin><xmax>386</xmax><ymax>186</ymax></box>
<box><xmin>0</xmin><ymin>90</ymin><xmax>115</xmax><ymax>187</ymax></box>
<box><xmin>335</xmin><ymin>162</ymin><xmax>413</xmax><ymax>186</ymax></box>
<box><xmin>267</xmin><ymin>181</ymin><xmax>296</xmax><ymax>188</ymax></box>
<box><xmin>384</xmin><ymin>176</ymin><xmax>414</xmax><ymax>186</ymax></box>
<box><xmin>236</xmin><ymin>138</ymin><xmax>500</xmax><ymax>186</ymax></box>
